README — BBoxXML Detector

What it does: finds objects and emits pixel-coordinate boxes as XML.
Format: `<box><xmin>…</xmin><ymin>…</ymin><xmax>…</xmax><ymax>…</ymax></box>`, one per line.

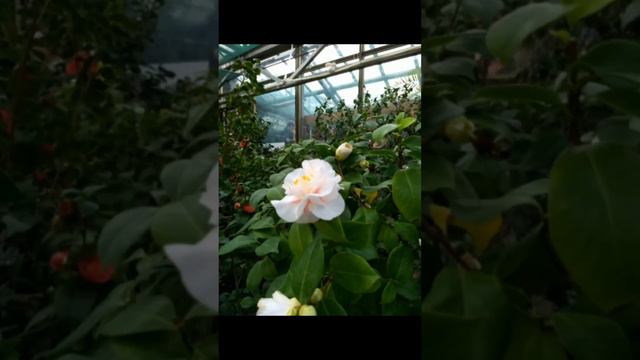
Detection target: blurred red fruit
<box><xmin>239</xmin><ymin>139</ymin><xmax>249</xmax><ymax>148</ymax></box>
<box><xmin>0</xmin><ymin>109</ymin><xmax>13</xmax><ymax>136</ymax></box>
<box><xmin>49</xmin><ymin>250</ymin><xmax>69</xmax><ymax>271</ymax></box>
<box><xmin>41</xmin><ymin>143</ymin><xmax>55</xmax><ymax>154</ymax></box>
<box><xmin>66</xmin><ymin>51</ymin><xmax>98</xmax><ymax>77</ymax></box>
<box><xmin>58</xmin><ymin>200</ymin><xmax>75</xmax><ymax>218</ymax></box>
<box><xmin>78</xmin><ymin>255</ymin><xmax>114</xmax><ymax>283</ymax></box>
<box><xmin>234</xmin><ymin>202</ymin><xmax>241</xmax><ymax>209</ymax></box>
<box><xmin>243</xmin><ymin>204</ymin><xmax>255</xmax><ymax>214</ymax></box>
<box><xmin>33</xmin><ymin>170</ymin><xmax>47</xmax><ymax>183</ymax></box>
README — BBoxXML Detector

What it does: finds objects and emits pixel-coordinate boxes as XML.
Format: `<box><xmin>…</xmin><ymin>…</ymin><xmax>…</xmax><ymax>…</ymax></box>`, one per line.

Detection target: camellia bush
<box><xmin>0</xmin><ymin>1</ymin><xmax>217</xmax><ymax>358</ymax></box>
<box><xmin>424</xmin><ymin>0</ymin><xmax>640</xmax><ymax>358</ymax></box>
<box><xmin>219</xmin><ymin>64</ymin><xmax>422</xmax><ymax>315</ymax></box>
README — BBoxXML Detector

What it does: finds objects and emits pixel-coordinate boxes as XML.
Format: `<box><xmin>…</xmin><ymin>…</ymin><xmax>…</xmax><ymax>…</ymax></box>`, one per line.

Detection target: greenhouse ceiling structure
<box><xmin>219</xmin><ymin>44</ymin><xmax>421</xmax><ymax>145</ymax></box>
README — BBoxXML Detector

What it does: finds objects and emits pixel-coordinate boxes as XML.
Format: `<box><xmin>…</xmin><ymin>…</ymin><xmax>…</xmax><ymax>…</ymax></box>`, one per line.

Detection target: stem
<box><xmin>426</xmin><ymin>221</ymin><xmax>471</xmax><ymax>271</ymax></box>
<box><xmin>448</xmin><ymin>0</ymin><xmax>462</xmax><ymax>30</ymax></box>
<box><xmin>565</xmin><ymin>41</ymin><xmax>583</xmax><ymax>145</ymax></box>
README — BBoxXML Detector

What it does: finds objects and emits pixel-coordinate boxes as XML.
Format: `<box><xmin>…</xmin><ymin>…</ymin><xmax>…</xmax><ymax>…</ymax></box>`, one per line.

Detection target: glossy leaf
<box><xmin>330</xmin><ymin>253</ymin><xmax>381</xmax><ymax>294</ymax></box>
<box><xmin>549</xmin><ymin>144</ymin><xmax>640</xmax><ymax>310</ymax></box>
<box><xmin>392</xmin><ymin>168</ymin><xmax>421</xmax><ymax>223</ymax></box>
<box><xmin>288</xmin><ymin>238</ymin><xmax>324</xmax><ymax>304</ymax></box>
<box><xmin>98</xmin><ymin>207</ymin><xmax>156</xmax><ymax>266</ymax></box>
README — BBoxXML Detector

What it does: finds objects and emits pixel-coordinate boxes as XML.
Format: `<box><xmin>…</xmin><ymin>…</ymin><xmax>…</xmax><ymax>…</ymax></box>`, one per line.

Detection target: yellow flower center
<box><xmin>293</xmin><ymin>174</ymin><xmax>312</xmax><ymax>186</ymax></box>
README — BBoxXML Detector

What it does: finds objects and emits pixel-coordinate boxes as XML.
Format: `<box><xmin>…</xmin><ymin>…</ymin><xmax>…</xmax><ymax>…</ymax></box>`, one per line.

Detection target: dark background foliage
<box><xmin>424</xmin><ymin>0</ymin><xmax>640</xmax><ymax>359</ymax></box>
<box><xmin>1</xmin><ymin>1</ymin><xmax>217</xmax><ymax>358</ymax></box>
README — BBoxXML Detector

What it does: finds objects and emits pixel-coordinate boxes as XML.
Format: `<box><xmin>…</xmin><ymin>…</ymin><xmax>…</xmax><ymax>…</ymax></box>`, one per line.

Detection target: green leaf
<box><xmin>552</xmin><ymin>312</ymin><xmax>632</xmax><ymax>360</ymax></box>
<box><xmin>387</xmin><ymin>245</ymin><xmax>413</xmax><ymax>281</ymax></box>
<box><xmin>425</xmin><ymin>156</ymin><xmax>455</xmax><ymax>191</ymax></box>
<box><xmin>316</xmin><ymin>297</ymin><xmax>347</xmax><ymax>316</ymax></box>
<box><xmin>246</xmin><ymin>261</ymin><xmax>264</xmax><ymax>291</ymax></box>
<box><xmin>219</xmin><ymin>235</ymin><xmax>257</xmax><ymax>256</ymax></box>
<box><xmin>255</xmin><ymin>237</ymin><xmax>280</xmax><ymax>256</ymax></box>
<box><xmin>475</xmin><ymin>85</ymin><xmax>562</xmax><ymax>106</ymax></box>
<box><xmin>422</xmin><ymin>267</ymin><xmax>509</xmax><ymax>360</ymax></box>
<box><xmin>269</xmin><ymin>167</ymin><xmax>293</xmax><ymax>186</ymax></box>
<box><xmin>549</xmin><ymin>144</ymin><xmax>640</xmax><ymax>311</ymax></box>
<box><xmin>596</xmin><ymin>89</ymin><xmax>640</xmax><ymax>118</ymax></box>
<box><xmin>47</xmin><ymin>282</ymin><xmax>136</xmax><ymax>356</ymax></box>
<box><xmin>183</xmin><ymin>99</ymin><xmax>215</xmax><ymax>137</ymax></box>
<box><xmin>381</xmin><ymin>281</ymin><xmax>397</xmax><ymax>304</ymax></box>
<box><xmin>97</xmin><ymin>296</ymin><xmax>176</xmax><ymax>337</ymax></box>
<box><xmin>288</xmin><ymin>223</ymin><xmax>313</xmax><ymax>257</ymax></box>
<box><xmin>581</xmin><ymin>40</ymin><xmax>640</xmax><ymax>88</ymax></box>
<box><xmin>461</xmin><ymin>0</ymin><xmax>504</xmax><ymax>24</ymax></box>
<box><xmin>249</xmin><ymin>188</ymin><xmax>269</xmax><ymax>207</ymax></box>
<box><xmin>561</xmin><ymin>0</ymin><xmax>616</xmax><ymax>25</ymax></box>
<box><xmin>504</xmin><ymin>318</ymin><xmax>568</xmax><ymax>360</ymax></box>
<box><xmin>395</xmin><ymin>116</ymin><xmax>416</xmax><ymax>131</ymax></box>
<box><xmin>392</xmin><ymin>168</ymin><xmax>421</xmax><ymax>223</ymax></box>
<box><xmin>266</xmin><ymin>186</ymin><xmax>285</xmax><ymax>201</ymax></box>
<box><xmin>249</xmin><ymin>216</ymin><xmax>274</xmax><ymax>231</ymax></box>
<box><xmin>430</xmin><ymin>57</ymin><xmax>476</xmax><ymax>80</ymax></box>
<box><xmin>160</xmin><ymin>159</ymin><xmax>211</xmax><ymax>201</ymax></box>
<box><xmin>151</xmin><ymin>195</ymin><xmax>210</xmax><ymax>247</ymax></box>
<box><xmin>315</xmin><ymin>218</ymin><xmax>347</xmax><ymax>242</ymax></box>
<box><xmin>486</xmin><ymin>3</ymin><xmax>568</xmax><ymax>60</ymax></box>
<box><xmin>378</xmin><ymin>223</ymin><xmax>400</xmax><ymax>251</ymax></box>
<box><xmin>622</xmin><ymin>0</ymin><xmax>640</xmax><ymax>28</ymax></box>
<box><xmin>393</xmin><ymin>221</ymin><xmax>420</xmax><ymax>246</ymax></box>
<box><xmin>372</xmin><ymin>123</ymin><xmax>399</xmax><ymax>142</ymax></box>
<box><xmin>98</xmin><ymin>207</ymin><xmax>157</xmax><ymax>266</ymax></box>
<box><xmin>330</xmin><ymin>253</ymin><xmax>381</xmax><ymax>294</ymax></box>
<box><xmin>288</xmin><ymin>238</ymin><xmax>324</xmax><ymax>303</ymax></box>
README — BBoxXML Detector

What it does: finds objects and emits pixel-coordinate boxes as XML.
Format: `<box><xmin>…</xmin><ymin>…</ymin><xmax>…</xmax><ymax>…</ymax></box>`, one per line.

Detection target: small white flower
<box><xmin>257</xmin><ymin>291</ymin><xmax>301</xmax><ymax>316</ymax></box>
<box><xmin>335</xmin><ymin>142</ymin><xmax>353</xmax><ymax>161</ymax></box>
<box><xmin>271</xmin><ymin>159</ymin><xmax>345</xmax><ymax>224</ymax></box>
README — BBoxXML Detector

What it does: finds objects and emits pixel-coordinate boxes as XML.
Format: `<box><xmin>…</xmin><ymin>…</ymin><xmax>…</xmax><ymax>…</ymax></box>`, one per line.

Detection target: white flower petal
<box><xmin>271</xmin><ymin>195</ymin><xmax>305</xmax><ymax>222</ymax></box>
<box><xmin>308</xmin><ymin>191</ymin><xmax>345</xmax><ymax>220</ymax></box>
<box><xmin>257</xmin><ymin>291</ymin><xmax>300</xmax><ymax>316</ymax></box>
<box><xmin>164</xmin><ymin>230</ymin><xmax>218</xmax><ymax>312</ymax></box>
<box><xmin>199</xmin><ymin>164</ymin><xmax>218</xmax><ymax>226</ymax></box>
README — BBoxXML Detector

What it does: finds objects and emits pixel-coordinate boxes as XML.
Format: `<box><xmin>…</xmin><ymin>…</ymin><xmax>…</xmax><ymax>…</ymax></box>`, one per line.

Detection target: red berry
<box><xmin>41</xmin><ymin>143</ymin><xmax>55</xmax><ymax>154</ymax></box>
<box><xmin>78</xmin><ymin>255</ymin><xmax>114</xmax><ymax>283</ymax></box>
<box><xmin>0</xmin><ymin>109</ymin><xmax>13</xmax><ymax>136</ymax></box>
<box><xmin>49</xmin><ymin>250</ymin><xmax>69</xmax><ymax>271</ymax></box>
<box><xmin>243</xmin><ymin>204</ymin><xmax>255</xmax><ymax>214</ymax></box>
<box><xmin>58</xmin><ymin>200</ymin><xmax>75</xmax><ymax>218</ymax></box>
<box><xmin>239</xmin><ymin>140</ymin><xmax>249</xmax><ymax>149</ymax></box>
<box><xmin>33</xmin><ymin>170</ymin><xmax>47</xmax><ymax>183</ymax></box>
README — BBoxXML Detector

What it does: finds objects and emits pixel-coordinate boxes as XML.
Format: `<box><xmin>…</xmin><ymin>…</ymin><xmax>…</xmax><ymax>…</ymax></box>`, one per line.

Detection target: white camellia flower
<box><xmin>271</xmin><ymin>159</ymin><xmax>345</xmax><ymax>224</ymax></box>
<box><xmin>164</xmin><ymin>163</ymin><xmax>218</xmax><ymax>312</ymax></box>
<box><xmin>257</xmin><ymin>291</ymin><xmax>301</xmax><ymax>316</ymax></box>
<box><xmin>335</xmin><ymin>142</ymin><xmax>353</xmax><ymax>161</ymax></box>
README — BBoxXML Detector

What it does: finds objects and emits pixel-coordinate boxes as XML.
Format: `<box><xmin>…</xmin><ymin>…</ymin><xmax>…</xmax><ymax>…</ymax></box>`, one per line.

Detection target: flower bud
<box><xmin>310</xmin><ymin>288</ymin><xmax>323</xmax><ymax>304</ymax></box>
<box><xmin>298</xmin><ymin>305</ymin><xmax>317</xmax><ymax>316</ymax></box>
<box><xmin>335</xmin><ymin>142</ymin><xmax>353</xmax><ymax>161</ymax></box>
<box><xmin>444</xmin><ymin>116</ymin><xmax>476</xmax><ymax>143</ymax></box>
<box><xmin>234</xmin><ymin>202</ymin><xmax>241</xmax><ymax>210</ymax></box>
<box><xmin>358</xmin><ymin>159</ymin><xmax>369</xmax><ymax>169</ymax></box>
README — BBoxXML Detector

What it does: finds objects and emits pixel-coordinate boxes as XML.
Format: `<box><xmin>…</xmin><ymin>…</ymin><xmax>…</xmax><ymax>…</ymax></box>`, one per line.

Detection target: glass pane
<box><xmin>363</xmin><ymin>54</ymin><xmax>421</xmax><ymax>99</ymax></box>
<box><xmin>301</xmin><ymin>70</ymin><xmax>359</xmax><ymax>139</ymax></box>
<box><xmin>256</xmin><ymin>89</ymin><xmax>296</xmax><ymax>146</ymax></box>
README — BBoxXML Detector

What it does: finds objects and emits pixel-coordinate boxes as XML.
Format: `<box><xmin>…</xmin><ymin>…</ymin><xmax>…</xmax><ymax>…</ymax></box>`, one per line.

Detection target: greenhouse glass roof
<box><xmin>220</xmin><ymin>44</ymin><xmax>421</xmax><ymax>145</ymax></box>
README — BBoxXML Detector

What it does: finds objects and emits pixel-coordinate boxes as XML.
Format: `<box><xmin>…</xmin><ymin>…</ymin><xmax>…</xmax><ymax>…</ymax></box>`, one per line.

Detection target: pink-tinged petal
<box><xmin>296</xmin><ymin>209</ymin><xmax>319</xmax><ymax>224</ymax></box>
<box><xmin>271</xmin><ymin>195</ymin><xmax>305</xmax><ymax>222</ymax></box>
<box><xmin>282</xmin><ymin>168</ymin><xmax>305</xmax><ymax>193</ymax></box>
<box><xmin>164</xmin><ymin>230</ymin><xmax>218</xmax><ymax>312</ymax></box>
<box><xmin>199</xmin><ymin>164</ymin><xmax>218</xmax><ymax>226</ymax></box>
<box><xmin>302</xmin><ymin>159</ymin><xmax>335</xmax><ymax>176</ymax></box>
<box><xmin>308</xmin><ymin>191</ymin><xmax>345</xmax><ymax>220</ymax></box>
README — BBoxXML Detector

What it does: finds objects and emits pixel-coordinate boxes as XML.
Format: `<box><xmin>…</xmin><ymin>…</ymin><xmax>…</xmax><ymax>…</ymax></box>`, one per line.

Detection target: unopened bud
<box><xmin>310</xmin><ymin>288</ymin><xmax>323</xmax><ymax>304</ymax></box>
<box><xmin>335</xmin><ymin>142</ymin><xmax>353</xmax><ymax>161</ymax></box>
<box><xmin>298</xmin><ymin>305</ymin><xmax>317</xmax><ymax>316</ymax></box>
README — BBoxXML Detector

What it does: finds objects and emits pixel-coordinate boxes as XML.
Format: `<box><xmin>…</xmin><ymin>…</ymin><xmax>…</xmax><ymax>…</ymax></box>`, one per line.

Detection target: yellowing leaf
<box><xmin>365</xmin><ymin>191</ymin><xmax>379</xmax><ymax>205</ymax></box>
<box><xmin>428</xmin><ymin>204</ymin><xmax>451</xmax><ymax>236</ymax></box>
<box><xmin>451</xmin><ymin>215</ymin><xmax>502</xmax><ymax>253</ymax></box>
